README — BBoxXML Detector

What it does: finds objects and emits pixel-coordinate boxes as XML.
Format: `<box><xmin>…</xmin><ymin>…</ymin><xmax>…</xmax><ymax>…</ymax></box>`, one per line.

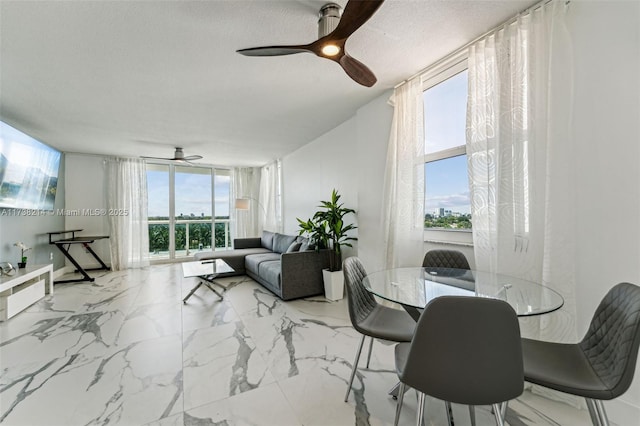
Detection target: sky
<box><xmin>425</xmin><ymin>155</ymin><xmax>470</xmax><ymax>215</ymax></box>
<box><xmin>147</xmin><ymin>168</ymin><xmax>230</xmax><ymax>218</ymax></box>
<box><xmin>423</xmin><ymin>70</ymin><xmax>470</xmax><ymax>215</ymax></box>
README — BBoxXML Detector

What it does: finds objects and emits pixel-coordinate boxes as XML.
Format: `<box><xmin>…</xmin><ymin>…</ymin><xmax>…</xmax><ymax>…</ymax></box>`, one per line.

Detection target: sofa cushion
<box><xmin>245</xmin><ymin>252</ymin><xmax>281</xmax><ymax>275</ymax></box>
<box><xmin>273</xmin><ymin>233</ymin><xmax>297</xmax><ymax>254</ymax></box>
<box><xmin>286</xmin><ymin>242</ymin><xmax>302</xmax><ymax>253</ymax></box>
<box><xmin>259</xmin><ymin>260</ymin><xmax>281</xmax><ymax>289</ymax></box>
<box><xmin>194</xmin><ymin>248</ymin><xmax>270</xmax><ymax>272</ymax></box>
<box><xmin>261</xmin><ymin>231</ymin><xmax>274</xmax><ymax>250</ymax></box>
<box><xmin>234</xmin><ymin>238</ymin><xmax>262</xmax><ymax>249</ymax></box>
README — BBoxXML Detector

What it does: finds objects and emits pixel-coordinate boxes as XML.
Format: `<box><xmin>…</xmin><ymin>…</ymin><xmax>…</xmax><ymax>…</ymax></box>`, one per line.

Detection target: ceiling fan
<box><xmin>236</xmin><ymin>0</ymin><xmax>384</xmax><ymax>87</ymax></box>
<box><xmin>142</xmin><ymin>147</ymin><xmax>203</xmax><ymax>163</ymax></box>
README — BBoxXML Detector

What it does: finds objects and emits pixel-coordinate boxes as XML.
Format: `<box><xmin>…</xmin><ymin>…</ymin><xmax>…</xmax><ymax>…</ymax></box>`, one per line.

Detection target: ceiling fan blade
<box><xmin>338</xmin><ymin>54</ymin><xmax>377</xmax><ymax>87</ymax></box>
<box><xmin>237</xmin><ymin>45</ymin><xmax>311</xmax><ymax>57</ymax></box>
<box><xmin>182</xmin><ymin>155</ymin><xmax>203</xmax><ymax>161</ymax></box>
<box><xmin>331</xmin><ymin>0</ymin><xmax>385</xmax><ymax>40</ymax></box>
<box><xmin>141</xmin><ymin>156</ymin><xmax>168</xmax><ymax>160</ymax></box>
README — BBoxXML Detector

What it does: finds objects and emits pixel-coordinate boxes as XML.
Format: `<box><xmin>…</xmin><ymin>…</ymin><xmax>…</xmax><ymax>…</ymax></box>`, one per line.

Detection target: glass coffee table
<box><xmin>181</xmin><ymin>259</ymin><xmax>234</xmax><ymax>303</ymax></box>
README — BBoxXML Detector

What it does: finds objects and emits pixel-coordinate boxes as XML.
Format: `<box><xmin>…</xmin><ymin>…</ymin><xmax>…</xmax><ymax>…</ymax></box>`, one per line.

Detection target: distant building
<box><xmin>432</xmin><ymin>208</ymin><xmax>468</xmax><ymax>218</ymax></box>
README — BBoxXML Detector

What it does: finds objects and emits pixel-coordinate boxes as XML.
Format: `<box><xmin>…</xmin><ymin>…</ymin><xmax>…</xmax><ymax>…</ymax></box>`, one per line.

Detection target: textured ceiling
<box><xmin>0</xmin><ymin>0</ymin><xmax>535</xmax><ymax>167</ymax></box>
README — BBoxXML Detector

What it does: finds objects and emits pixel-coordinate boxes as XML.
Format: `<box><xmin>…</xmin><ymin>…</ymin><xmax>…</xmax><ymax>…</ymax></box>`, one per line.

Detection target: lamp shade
<box><xmin>235</xmin><ymin>198</ymin><xmax>250</xmax><ymax>210</ymax></box>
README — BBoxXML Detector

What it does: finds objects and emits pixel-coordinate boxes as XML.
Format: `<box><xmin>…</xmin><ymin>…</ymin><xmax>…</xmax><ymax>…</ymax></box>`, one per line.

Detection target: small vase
<box><xmin>18</xmin><ymin>262</ymin><xmax>26</xmax><ymax>269</ymax></box>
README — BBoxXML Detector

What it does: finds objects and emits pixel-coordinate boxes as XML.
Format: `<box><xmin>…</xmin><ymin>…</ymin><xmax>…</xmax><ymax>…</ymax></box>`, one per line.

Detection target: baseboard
<box><xmin>53</xmin><ymin>266</ymin><xmax>74</xmax><ymax>279</ymax></box>
<box><xmin>605</xmin><ymin>397</ymin><xmax>640</xmax><ymax>426</ymax></box>
<box><xmin>530</xmin><ymin>384</ymin><xmax>582</xmax><ymax>409</ymax></box>
<box><xmin>531</xmin><ymin>384</ymin><xmax>639</xmax><ymax>426</ymax></box>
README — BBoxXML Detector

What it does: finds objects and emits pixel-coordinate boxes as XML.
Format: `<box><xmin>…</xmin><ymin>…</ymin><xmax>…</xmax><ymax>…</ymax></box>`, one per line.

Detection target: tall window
<box><xmin>147</xmin><ymin>164</ymin><xmax>170</xmax><ymax>256</ymax></box>
<box><xmin>214</xmin><ymin>169</ymin><xmax>231</xmax><ymax>248</ymax></box>
<box><xmin>423</xmin><ymin>65</ymin><xmax>471</xmax><ymax>230</ymax></box>
<box><xmin>146</xmin><ymin>163</ymin><xmax>231</xmax><ymax>260</ymax></box>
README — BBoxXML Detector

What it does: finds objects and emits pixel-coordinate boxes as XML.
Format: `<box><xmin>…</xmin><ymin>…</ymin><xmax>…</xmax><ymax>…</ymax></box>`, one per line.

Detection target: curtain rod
<box><xmin>394</xmin><ymin>0</ymin><xmax>568</xmax><ymax>89</ymax></box>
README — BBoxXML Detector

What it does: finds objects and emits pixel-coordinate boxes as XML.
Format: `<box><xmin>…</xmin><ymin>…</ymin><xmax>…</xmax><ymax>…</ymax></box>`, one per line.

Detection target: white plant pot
<box><xmin>322</xmin><ymin>269</ymin><xmax>344</xmax><ymax>301</ymax></box>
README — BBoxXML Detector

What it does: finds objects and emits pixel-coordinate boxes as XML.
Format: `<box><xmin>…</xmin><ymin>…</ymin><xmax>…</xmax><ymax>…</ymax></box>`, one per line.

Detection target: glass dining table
<box><xmin>363</xmin><ymin>267</ymin><xmax>564</xmax><ymax>321</ymax></box>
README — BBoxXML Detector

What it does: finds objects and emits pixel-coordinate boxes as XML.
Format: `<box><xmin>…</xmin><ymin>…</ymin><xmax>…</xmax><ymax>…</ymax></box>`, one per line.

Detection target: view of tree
<box><xmin>148</xmin><ymin>216</ymin><xmax>230</xmax><ymax>254</ymax></box>
<box><xmin>424</xmin><ymin>213</ymin><xmax>472</xmax><ymax>229</ymax></box>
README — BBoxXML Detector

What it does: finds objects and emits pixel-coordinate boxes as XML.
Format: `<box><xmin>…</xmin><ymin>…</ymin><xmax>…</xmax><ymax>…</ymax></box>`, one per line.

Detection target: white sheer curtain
<box><xmin>105</xmin><ymin>157</ymin><xmax>149</xmax><ymax>270</ymax></box>
<box><xmin>467</xmin><ymin>0</ymin><xmax>576</xmax><ymax>404</ymax></box>
<box><xmin>233</xmin><ymin>167</ymin><xmax>261</xmax><ymax>238</ymax></box>
<box><xmin>381</xmin><ymin>77</ymin><xmax>425</xmax><ymax>268</ymax></box>
<box><xmin>260</xmin><ymin>159</ymin><xmax>283</xmax><ymax>233</ymax></box>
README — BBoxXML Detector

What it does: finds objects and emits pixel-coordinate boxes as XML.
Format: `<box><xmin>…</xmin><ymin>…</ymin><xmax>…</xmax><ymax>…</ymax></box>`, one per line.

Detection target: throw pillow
<box><xmin>300</xmin><ymin>239</ymin><xmax>316</xmax><ymax>251</ymax></box>
<box><xmin>286</xmin><ymin>242</ymin><xmax>302</xmax><ymax>253</ymax></box>
<box><xmin>261</xmin><ymin>230</ymin><xmax>275</xmax><ymax>250</ymax></box>
<box><xmin>273</xmin><ymin>233</ymin><xmax>297</xmax><ymax>253</ymax></box>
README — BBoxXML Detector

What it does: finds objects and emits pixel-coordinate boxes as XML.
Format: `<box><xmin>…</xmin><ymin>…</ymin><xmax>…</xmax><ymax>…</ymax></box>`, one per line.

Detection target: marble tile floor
<box><xmin>0</xmin><ymin>264</ymin><xmax>594</xmax><ymax>426</ymax></box>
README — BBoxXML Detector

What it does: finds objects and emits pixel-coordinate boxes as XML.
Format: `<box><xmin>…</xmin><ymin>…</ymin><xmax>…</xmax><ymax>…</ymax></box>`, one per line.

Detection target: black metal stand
<box><xmin>48</xmin><ymin>230</ymin><xmax>110</xmax><ymax>284</ymax></box>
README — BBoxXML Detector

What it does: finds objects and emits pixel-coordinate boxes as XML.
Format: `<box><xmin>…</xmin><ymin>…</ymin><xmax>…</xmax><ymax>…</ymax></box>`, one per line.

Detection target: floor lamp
<box><xmin>235</xmin><ymin>197</ymin><xmax>266</xmax><ymax>237</ymax></box>
<box><xmin>234</xmin><ymin>197</ymin><xmax>266</xmax><ymax>213</ymax></box>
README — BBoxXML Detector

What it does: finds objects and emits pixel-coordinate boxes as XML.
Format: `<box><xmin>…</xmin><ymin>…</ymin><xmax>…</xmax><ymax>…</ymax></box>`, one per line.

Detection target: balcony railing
<box><xmin>148</xmin><ymin>218</ymin><xmax>231</xmax><ymax>259</ymax></box>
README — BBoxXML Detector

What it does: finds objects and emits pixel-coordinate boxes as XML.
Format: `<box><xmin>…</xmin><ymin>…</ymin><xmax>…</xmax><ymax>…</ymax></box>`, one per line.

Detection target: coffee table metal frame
<box><xmin>182</xmin><ymin>259</ymin><xmax>234</xmax><ymax>303</ymax></box>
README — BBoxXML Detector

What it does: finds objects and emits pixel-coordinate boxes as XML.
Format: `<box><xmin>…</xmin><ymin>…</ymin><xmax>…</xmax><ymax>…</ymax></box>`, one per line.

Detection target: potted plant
<box><xmin>297</xmin><ymin>189</ymin><xmax>357</xmax><ymax>300</ymax></box>
<box><xmin>14</xmin><ymin>242</ymin><xmax>31</xmax><ymax>268</ymax></box>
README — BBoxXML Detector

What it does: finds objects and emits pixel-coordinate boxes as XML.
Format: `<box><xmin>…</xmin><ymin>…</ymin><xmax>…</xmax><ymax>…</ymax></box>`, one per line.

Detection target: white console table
<box><xmin>0</xmin><ymin>264</ymin><xmax>53</xmax><ymax>321</ymax></box>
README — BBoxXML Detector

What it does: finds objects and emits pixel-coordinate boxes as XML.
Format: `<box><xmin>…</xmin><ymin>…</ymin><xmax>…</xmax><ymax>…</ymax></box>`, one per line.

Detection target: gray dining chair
<box><xmin>422</xmin><ymin>249</ymin><xmax>471</xmax><ymax>270</ymax></box>
<box><xmin>394</xmin><ymin>296</ymin><xmax>523</xmax><ymax>426</ymax></box>
<box><xmin>422</xmin><ymin>248</ymin><xmax>474</xmax><ymax>424</ymax></box>
<box><xmin>522</xmin><ymin>282</ymin><xmax>640</xmax><ymax>426</ymax></box>
<box><xmin>343</xmin><ymin>256</ymin><xmax>416</xmax><ymax>402</ymax></box>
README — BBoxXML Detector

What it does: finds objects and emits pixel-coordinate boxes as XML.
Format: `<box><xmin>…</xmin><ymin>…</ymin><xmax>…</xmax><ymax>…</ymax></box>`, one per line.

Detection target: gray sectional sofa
<box><xmin>194</xmin><ymin>230</ymin><xmax>330</xmax><ymax>301</ymax></box>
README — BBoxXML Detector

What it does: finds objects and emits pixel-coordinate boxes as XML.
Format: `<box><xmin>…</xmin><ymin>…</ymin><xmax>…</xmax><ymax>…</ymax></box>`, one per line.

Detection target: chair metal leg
<box><xmin>445</xmin><ymin>401</ymin><xmax>454</xmax><ymax>426</ymax></box>
<box><xmin>492</xmin><ymin>403</ymin><xmax>505</xmax><ymax>426</ymax></box>
<box><xmin>393</xmin><ymin>382</ymin><xmax>406</xmax><ymax>426</ymax></box>
<box><xmin>366</xmin><ymin>336</ymin><xmax>374</xmax><ymax>368</ymax></box>
<box><xmin>468</xmin><ymin>405</ymin><xmax>476</xmax><ymax>426</ymax></box>
<box><xmin>585</xmin><ymin>398</ymin><xmax>600</xmax><ymax>426</ymax></box>
<box><xmin>595</xmin><ymin>400</ymin><xmax>610</xmax><ymax>426</ymax></box>
<box><xmin>344</xmin><ymin>335</ymin><xmax>366</xmax><ymax>402</ymax></box>
<box><xmin>500</xmin><ymin>401</ymin><xmax>508</xmax><ymax>420</ymax></box>
<box><xmin>416</xmin><ymin>392</ymin><xmax>426</xmax><ymax>426</ymax></box>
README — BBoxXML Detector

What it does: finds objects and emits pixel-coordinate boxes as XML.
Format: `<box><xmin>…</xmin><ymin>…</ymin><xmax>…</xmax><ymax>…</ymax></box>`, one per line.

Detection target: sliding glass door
<box><xmin>146</xmin><ymin>163</ymin><xmax>231</xmax><ymax>261</ymax></box>
<box><xmin>175</xmin><ymin>166</ymin><xmax>212</xmax><ymax>258</ymax></box>
<box><xmin>147</xmin><ymin>164</ymin><xmax>171</xmax><ymax>259</ymax></box>
<box><xmin>214</xmin><ymin>169</ymin><xmax>231</xmax><ymax>249</ymax></box>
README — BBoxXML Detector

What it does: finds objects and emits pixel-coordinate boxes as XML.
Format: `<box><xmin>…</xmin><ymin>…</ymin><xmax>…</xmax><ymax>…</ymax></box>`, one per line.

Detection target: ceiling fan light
<box><xmin>321</xmin><ymin>44</ymin><xmax>340</xmax><ymax>56</ymax></box>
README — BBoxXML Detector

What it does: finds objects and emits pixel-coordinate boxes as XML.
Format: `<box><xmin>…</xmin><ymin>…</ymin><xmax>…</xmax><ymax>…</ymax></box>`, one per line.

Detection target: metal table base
<box><xmin>183</xmin><ymin>274</ymin><xmax>226</xmax><ymax>303</ymax></box>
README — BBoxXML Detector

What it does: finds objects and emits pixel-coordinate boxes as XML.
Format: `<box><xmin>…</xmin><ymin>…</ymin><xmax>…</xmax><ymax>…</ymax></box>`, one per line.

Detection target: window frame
<box><xmin>146</xmin><ymin>161</ymin><xmax>233</xmax><ymax>263</ymax></box>
<box><xmin>420</xmin><ymin>53</ymin><xmax>473</xmax><ymax>245</ymax></box>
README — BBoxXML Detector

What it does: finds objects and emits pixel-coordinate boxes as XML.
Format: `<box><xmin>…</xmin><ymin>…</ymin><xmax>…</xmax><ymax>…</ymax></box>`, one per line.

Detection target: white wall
<box><xmin>282</xmin><ymin>1</ymin><xmax>640</xmax><ymax>423</ymax></box>
<box><xmin>282</xmin><ymin>117</ymin><xmax>360</xmax><ymax>260</ymax></box>
<box><xmin>64</xmin><ymin>154</ymin><xmax>111</xmax><ymax>268</ymax></box>
<box><xmin>354</xmin><ymin>90</ymin><xmax>394</xmax><ymax>272</ymax></box>
<box><xmin>282</xmin><ymin>88</ymin><xmax>476</xmax><ymax>274</ymax></box>
<box><xmin>569</xmin><ymin>1</ymin><xmax>640</xmax><ymax>423</ymax></box>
